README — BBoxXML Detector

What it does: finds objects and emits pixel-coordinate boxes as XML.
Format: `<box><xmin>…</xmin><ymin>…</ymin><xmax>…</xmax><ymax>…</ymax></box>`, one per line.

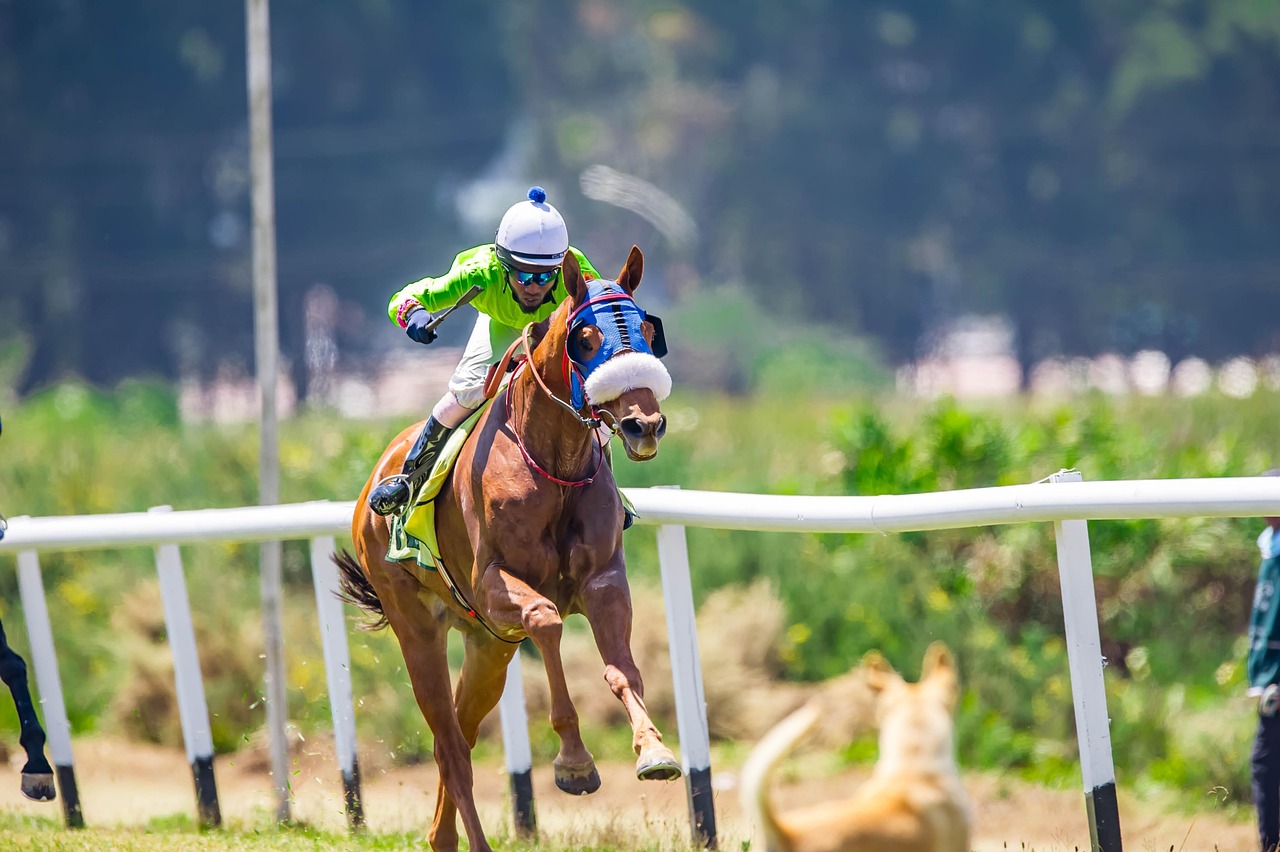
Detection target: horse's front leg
<box><xmin>479</xmin><ymin>565</ymin><xmax>599</xmax><ymax>795</ymax></box>
<box><xmin>0</xmin><ymin>620</ymin><xmax>55</xmax><ymax>801</ymax></box>
<box><xmin>431</xmin><ymin>630</ymin><xmax>521</xmax><ymax>839</ymax></box>
<box><xmin>582</xmin><ymin>561</ymin><xmax>682</xmax><ymax>782</ymax></box>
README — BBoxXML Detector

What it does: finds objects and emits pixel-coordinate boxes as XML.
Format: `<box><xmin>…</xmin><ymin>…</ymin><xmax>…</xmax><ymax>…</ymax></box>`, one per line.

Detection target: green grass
<box><xmin>0</xmin><ymin>809</ymin><xmax>712</xmax><ymax>851</ymax></box>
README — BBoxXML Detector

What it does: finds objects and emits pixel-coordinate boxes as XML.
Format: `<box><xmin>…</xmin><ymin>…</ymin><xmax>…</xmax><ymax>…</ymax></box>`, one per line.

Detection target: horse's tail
<box><xmin>333</xmin><ymin>549</ymin><xmax>389</xmax><ymax>631</ymax></box>
<box><xmin>738</xmin><ymin>700</ymin><xmax>821</xmax><ymax>852</ymax></box>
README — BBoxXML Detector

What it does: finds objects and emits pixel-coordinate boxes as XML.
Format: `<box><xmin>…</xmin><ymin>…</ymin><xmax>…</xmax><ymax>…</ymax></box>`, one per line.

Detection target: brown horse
<box><xmin>336</xmin><ymin>246</ymin><xmax>679</xmax><ymax>852</ymax></box>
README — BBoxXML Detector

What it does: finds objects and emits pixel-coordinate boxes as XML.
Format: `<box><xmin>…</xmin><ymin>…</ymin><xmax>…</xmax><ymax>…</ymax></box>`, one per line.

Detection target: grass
<box><xmin>0</xmin><ymin>810</ymin><xmax>711</xmax><ymax>851</ymax></box>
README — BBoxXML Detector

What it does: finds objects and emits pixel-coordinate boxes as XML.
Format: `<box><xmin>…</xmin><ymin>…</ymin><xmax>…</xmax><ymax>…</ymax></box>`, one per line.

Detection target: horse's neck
<box><xmin>510</xmin><ymin>331</ymin><xmax>594</xmax><ymax>476</ymax></box>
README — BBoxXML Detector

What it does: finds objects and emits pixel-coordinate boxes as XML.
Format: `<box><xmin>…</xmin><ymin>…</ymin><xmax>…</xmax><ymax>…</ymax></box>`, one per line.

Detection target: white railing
<box><xmin>4</xmin><ymin>474</ymin><xmax>1280</xmax><ymax>849</ymax></box>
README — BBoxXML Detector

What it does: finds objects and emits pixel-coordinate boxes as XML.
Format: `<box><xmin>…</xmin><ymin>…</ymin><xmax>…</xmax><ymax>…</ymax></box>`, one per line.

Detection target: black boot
<box><xmin>368</xmin><ymin>416</ymin><xmax>455</xmax><ymax>516</ymax></box>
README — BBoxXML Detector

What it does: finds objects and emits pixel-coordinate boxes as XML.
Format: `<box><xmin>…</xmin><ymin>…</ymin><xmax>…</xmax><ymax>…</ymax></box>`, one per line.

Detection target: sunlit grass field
<box><xmin>0</xmin><ymin>812</ymin><xmax>684</xmax><ymax>852</ymax></box>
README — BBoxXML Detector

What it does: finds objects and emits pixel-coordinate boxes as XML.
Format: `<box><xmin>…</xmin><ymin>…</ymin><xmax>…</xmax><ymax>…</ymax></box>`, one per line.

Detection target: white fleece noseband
<box><xmin>583</xmin><ymin>351</ymin><xmax>672</xmax><ymax>403</ymax></box>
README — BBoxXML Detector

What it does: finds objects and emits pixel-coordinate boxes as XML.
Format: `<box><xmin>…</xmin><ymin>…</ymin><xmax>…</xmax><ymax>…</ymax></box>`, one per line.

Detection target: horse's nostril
<box><xmin>655</xmin><ymin>416</ymin><xmax>667</xmax><ymax>439</ymax></box>
<box><xmin>620</xmin><ymin>418</ymin><xmax>644</xmax><ymax>439</ymax></box>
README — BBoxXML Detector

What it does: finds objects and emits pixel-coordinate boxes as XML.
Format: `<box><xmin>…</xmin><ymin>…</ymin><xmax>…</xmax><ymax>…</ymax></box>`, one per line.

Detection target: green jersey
<box><xmin>387</xmin><ymin>244</ymin><xmax>599</xmax><ymax>332</ymax></box>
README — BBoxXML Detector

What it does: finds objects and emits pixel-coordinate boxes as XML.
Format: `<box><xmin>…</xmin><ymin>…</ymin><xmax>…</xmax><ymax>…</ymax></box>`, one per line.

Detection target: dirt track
<box><xmin>0</xmin><ymin>736</ymin><xmax>1259</xmax><ymax>850</ymax></box>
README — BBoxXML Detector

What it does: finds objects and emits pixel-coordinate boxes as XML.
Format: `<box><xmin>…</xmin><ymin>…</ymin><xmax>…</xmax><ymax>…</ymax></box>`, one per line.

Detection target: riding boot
<box><xmin>368</xmin><ymin>416</ymin><xmax>455</xmax><ymax>516</ymax></box>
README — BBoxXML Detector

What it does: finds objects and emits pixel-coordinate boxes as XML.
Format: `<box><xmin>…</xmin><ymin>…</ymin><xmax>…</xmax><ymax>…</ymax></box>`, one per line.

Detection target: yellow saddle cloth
<box><xmin>385</xmin><ymin>383</ymin><xmax>639</xmax><ymax>572</ymax></box>
<box><xmin>387</xmin><ymin>401</ymin><xmax>491</xmax><ymax>571</ymax></box>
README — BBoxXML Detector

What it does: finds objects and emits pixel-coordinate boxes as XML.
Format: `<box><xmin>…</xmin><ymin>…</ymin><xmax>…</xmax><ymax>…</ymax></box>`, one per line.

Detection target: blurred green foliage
<box><xmin>6</xmin><ymin>1</ymin><xmax>1280</xmax><ymax>392</ymax></box>
<box><xmin>0</xmin><ymin>378</ymin><xmax>1276</xmax><ymax>810</ymax></box>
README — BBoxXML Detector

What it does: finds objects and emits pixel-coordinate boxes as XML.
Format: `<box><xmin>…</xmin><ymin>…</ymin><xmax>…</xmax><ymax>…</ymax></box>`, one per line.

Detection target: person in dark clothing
<box><xmin>1248</xmin><ymin>468</ymin><xmax>1280</xmax><ymax>852</ymax></box>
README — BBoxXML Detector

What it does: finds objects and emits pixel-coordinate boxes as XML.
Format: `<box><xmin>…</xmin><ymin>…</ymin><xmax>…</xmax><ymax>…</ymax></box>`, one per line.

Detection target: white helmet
<box><xmin>494</xmin><ymin>186</ymin><xmax>568</xmax><ymax>272</ymax></box>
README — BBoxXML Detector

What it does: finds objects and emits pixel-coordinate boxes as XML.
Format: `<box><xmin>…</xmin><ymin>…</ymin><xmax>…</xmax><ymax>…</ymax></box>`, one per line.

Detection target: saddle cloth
<box><xmin>387</xmin><ymin>400</ymin><xmax>492</xmax><ymax>571</ymax></box>
<box><xmin>385</xmin><ymin>372</ymin><xmax>639</xmax><ymax>571</ymax></box>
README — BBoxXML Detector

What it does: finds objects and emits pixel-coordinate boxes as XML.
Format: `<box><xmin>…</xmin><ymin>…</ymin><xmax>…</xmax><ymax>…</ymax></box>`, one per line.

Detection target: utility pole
<box><xmin>245</xmin><ymin>0</ymin><xmax>291</xmax><ymax>823</ymax></box>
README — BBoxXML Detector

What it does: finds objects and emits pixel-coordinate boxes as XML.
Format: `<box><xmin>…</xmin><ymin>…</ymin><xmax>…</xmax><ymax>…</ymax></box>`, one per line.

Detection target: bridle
<box><xmin>519</xmin><ymin>321</ymin><xmax>617</xmax><ymax>434</ymax></box>
<box><xmin>494</xmin><ymin>322</ymin><xmax>612</xmax><ymax>488</ymax></box>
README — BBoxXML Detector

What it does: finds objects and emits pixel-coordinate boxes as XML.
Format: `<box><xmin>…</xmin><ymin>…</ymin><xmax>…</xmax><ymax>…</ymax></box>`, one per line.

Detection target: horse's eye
<box><xmin>576</xmin><ymin>326</ymin><xmax>602</xmax><ymax>356</ymax></box>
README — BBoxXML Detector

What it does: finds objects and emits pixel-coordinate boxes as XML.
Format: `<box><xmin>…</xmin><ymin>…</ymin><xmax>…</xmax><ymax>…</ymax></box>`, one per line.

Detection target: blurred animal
<box><xmin>740</xmin><ymin>642</ymin><xmax>969</xmax><ymax>852</ymax></box>
<box><xmin>337</xmin><ymin>247</ymin><xmax>677</xmax><ymax>852</ymax></box>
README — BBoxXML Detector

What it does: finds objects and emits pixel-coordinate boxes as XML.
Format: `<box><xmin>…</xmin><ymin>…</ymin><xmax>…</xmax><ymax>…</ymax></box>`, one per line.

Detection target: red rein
<box><xmin>505</xmin><ymin>361</ymin><xmax>605</xmax><ymax>487</ymax></box>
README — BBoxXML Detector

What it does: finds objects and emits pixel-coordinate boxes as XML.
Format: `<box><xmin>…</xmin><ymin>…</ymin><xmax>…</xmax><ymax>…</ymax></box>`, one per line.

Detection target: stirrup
<box><xmin>368</xmin><ymin>473</ymin><xmax>412</xmax><ymax>516</ymax></box>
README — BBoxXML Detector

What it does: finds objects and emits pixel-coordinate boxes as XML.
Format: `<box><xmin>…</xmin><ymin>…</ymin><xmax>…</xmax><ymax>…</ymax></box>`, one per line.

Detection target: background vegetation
<box><xmin>3</xmin><ymin>0</ymin><xmax>1279</xmax><ymax>392</ymax></box>
<box><xmin>1</xmin><ymin>360</ymin><xmax>1275</xmax><ymax>818</ymax></box>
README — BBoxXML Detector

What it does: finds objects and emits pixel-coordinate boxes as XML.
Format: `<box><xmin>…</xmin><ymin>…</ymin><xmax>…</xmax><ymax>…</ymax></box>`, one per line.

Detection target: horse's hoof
<box><xmin>554</xmin><ymin>759</ymin><xmax>601</xmax><ymax>795</ymax></box>
<box><xmin>636</xmin><ymin>749</ymin><xmax>682</xmax><ymax>782</ymax></box>
<box><xmin>21</xmin><ymin>772</ymin><xmax>56</xmax><ymax>802</ymax></box>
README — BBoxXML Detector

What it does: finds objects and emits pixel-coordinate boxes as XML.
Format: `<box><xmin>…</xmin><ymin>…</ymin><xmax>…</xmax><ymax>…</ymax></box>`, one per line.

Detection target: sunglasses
<box><xmin>511</xmin><ymin>268</ymin><xmax>560</xmax><ymax>287</ymax></box>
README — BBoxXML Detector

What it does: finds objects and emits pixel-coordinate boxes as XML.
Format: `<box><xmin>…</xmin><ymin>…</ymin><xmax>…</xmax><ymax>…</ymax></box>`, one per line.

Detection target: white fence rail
<box><xmin>4</xmin><ymin>474</ymin><xmax>1280</xmax><ymax>850</ymax></box>
<box><xmin>7</xmin><ymin>476</ymin><xmax>1280</xmax><ymax>551</ymax></box>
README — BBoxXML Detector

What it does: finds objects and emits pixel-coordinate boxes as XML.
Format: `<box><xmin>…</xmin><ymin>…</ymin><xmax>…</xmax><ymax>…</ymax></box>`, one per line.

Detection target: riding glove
<box><xmin>404</xmin><ymin>308</ymin><xmax>439</xmax><ymax>345</ymax></box>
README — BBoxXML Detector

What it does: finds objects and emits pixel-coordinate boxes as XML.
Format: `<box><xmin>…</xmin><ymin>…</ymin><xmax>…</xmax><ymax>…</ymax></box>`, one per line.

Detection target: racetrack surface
<box><xmin>0</xmin><ymin>736</ymin><xmax>1257</xmax><ymax>850</ymax></box>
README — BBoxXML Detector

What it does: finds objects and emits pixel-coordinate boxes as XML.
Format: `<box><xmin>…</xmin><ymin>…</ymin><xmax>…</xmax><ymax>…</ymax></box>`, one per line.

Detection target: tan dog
<box><xmin>739</xmin><ymin>642</ymin><xmax>971</xmax><ymax>852</ymax></box>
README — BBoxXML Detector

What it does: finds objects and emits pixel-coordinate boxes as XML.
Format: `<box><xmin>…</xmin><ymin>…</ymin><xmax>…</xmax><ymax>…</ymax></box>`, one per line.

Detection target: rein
<box><xmin>505</xmin><ymin>356</ymin><xmax>607</xmax><ymax>488</ymax></box>
<box><xmin>521</xmin><ymin>322</ymin><xmax>610</xmax><ymax>431</ymax></box>
<box><xmin>485</xmin><ymin>308</ymin><xmax>636</xmax><ymax>488</ymax></box>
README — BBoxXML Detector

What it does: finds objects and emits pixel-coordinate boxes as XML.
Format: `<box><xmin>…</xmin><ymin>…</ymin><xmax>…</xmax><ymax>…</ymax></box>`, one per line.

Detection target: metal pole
<box><xmin>245</xmin><ymin>0</ymin><xmax>290</xmax><ymax>823</ymax></box>
<box><xmin>308</xmin><ymin>536</ymin><xmax>364</xmax><ymax>830</ymax></box>
<box><xmin>656</xmin><ymin>515</ymin><xmax>717</xmax><ymax>848</ymax></box>
<box><xmin>15</xmin><ymin>547</ymin><xmax>83</xmax><ymax>828</ymax></box>
<box><xmin>1050</xmin><ymin>470</ymin><xmax>1123</xmax><ymax>851</ymax></box>
<box><xmin>498</xmin><ymin>651</ymin><xmax>536</xmax><ymax>837</ymax></box>
<box><xmin>150</xmin><ymin>507</ymin><xmax>222</xmax><ymax>828</ymax></box>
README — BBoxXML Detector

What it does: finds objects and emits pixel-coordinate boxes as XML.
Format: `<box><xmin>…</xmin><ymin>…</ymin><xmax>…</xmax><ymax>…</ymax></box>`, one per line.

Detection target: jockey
<box><xmin>368</xmin><ymin>185</ymin><xmax>606</xmax><ymax>518</ymax></box>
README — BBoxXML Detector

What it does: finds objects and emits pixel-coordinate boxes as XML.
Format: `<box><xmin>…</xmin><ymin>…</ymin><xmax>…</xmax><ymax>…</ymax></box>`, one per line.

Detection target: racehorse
<box><xmin>336</xmin><ymin>246</ymin><xmax>679</xmax><ymax>852</ymax></box>
<box><xmin>0</xmin><ymin>413</ymin><xmax>57</xmax><ymax>804</ymax></box>
<box><xmin>0</xmin><ymin>616</ymin><xmax>56</xmax><ymax>802</ymax></box>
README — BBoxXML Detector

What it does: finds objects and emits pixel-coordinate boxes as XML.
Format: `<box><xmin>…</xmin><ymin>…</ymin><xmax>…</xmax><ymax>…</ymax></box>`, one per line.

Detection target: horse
<box><xmin>0</xmin><ymin>412</ymin><xmax>57</xmax><ymax>804</ymax></box>
<box><xmin>0</xmin><ymin>530</ymin><xmax>57</xmax><ymax>802</ymax></box>
<box><xmin>0</xmin><ymin>620</ymin><xmax>56</xmax><ymax>803</ymax></box>
<box><xmin>336</xmin><ymin>245</ymin><xmax>679</xmax><ymax>852</ymax></box>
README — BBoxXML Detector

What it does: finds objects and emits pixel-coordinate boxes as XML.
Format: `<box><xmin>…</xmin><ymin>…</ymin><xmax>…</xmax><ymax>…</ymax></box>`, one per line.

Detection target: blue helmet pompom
<box><xmin>527</xmin><ymin>186</ymin><xmax>547</xmax><ymax>204</ymax></box>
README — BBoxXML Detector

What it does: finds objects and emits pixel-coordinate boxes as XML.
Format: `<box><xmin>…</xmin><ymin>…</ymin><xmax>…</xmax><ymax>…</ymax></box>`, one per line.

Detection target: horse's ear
<box><xmin>616</xmin><ymin>245</ymin><xmax>644</xmax><ymax>295</ymax></box>
<box><xmin>563</xmin><ymin>251</ymin><xmax>586</xmax><ymax>303</ymax></box>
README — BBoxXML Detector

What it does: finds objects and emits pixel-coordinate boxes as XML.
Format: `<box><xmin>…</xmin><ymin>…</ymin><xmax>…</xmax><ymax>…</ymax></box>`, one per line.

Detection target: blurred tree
<box><xmin>0</xmin><ymin>0</ymin><xmax>516</xmax><ymax>393</ymax></box>
<box><xmin>1</xmin><ymin>0</ymin><xmax>1278</xmax><ymax>392</ymax></box>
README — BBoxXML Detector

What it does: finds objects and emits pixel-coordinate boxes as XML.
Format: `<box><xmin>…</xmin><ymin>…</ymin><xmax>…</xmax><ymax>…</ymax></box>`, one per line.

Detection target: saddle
<box><xmin>387</xmin><ymin>350</ymin><xmax>525</xmax><ymax>571</ymax></box>
<box><xmin>387</xmin><ymin>400</ymin><xmax>490</xmax><ymax>571</ymax></box>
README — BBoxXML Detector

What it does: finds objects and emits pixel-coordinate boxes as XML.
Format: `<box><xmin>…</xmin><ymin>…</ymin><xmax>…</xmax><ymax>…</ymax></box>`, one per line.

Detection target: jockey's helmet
<box><xmin>495</xmin><ymin>186</ymin><xmax>568</xmax><ymax>272</ymax></box>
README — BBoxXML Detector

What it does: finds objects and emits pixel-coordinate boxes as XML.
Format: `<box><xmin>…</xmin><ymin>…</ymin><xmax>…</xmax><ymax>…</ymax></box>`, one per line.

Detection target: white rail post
<box><xmin>15</xmin><ymin>544</ymin><xmax>83</xmax><ymax>828</ymax></box>
<box><xmin>655</xmin><ymin>503</ymin><xmax>716</xmax><ymax>848</ymax></box>
<box><xmin>308</xmin><ymin>536</ymin><xmax>363</xmax><ymax>830</ymax></box>
<box><xmin>150</xmin><ymin>506</ymin><xmax>221</xmax><ymax>828</ymax></box>
<box><xmin>498</xmin><ymin>651</ymin><xmax>536</xmax><ymax>836</ymax></box>
<box><xmin>1050</xmin><ymin>470</ymin><xmax>1123</xmax><ymax>851</ymax></box>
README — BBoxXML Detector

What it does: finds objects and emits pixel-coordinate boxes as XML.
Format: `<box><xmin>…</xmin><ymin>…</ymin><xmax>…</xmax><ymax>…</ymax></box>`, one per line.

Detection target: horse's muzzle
<box><xmin>618</xmin><ymin>413</ymin><xmax>666</xmax><ymax>460</ymax></box>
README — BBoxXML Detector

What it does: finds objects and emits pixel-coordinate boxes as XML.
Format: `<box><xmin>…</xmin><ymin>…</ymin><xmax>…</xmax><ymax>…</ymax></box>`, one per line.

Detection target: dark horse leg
<box><xmin>0</xmin><ymin>616</ymin><xmax>56</xmax><ymax>801</ymax></box>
